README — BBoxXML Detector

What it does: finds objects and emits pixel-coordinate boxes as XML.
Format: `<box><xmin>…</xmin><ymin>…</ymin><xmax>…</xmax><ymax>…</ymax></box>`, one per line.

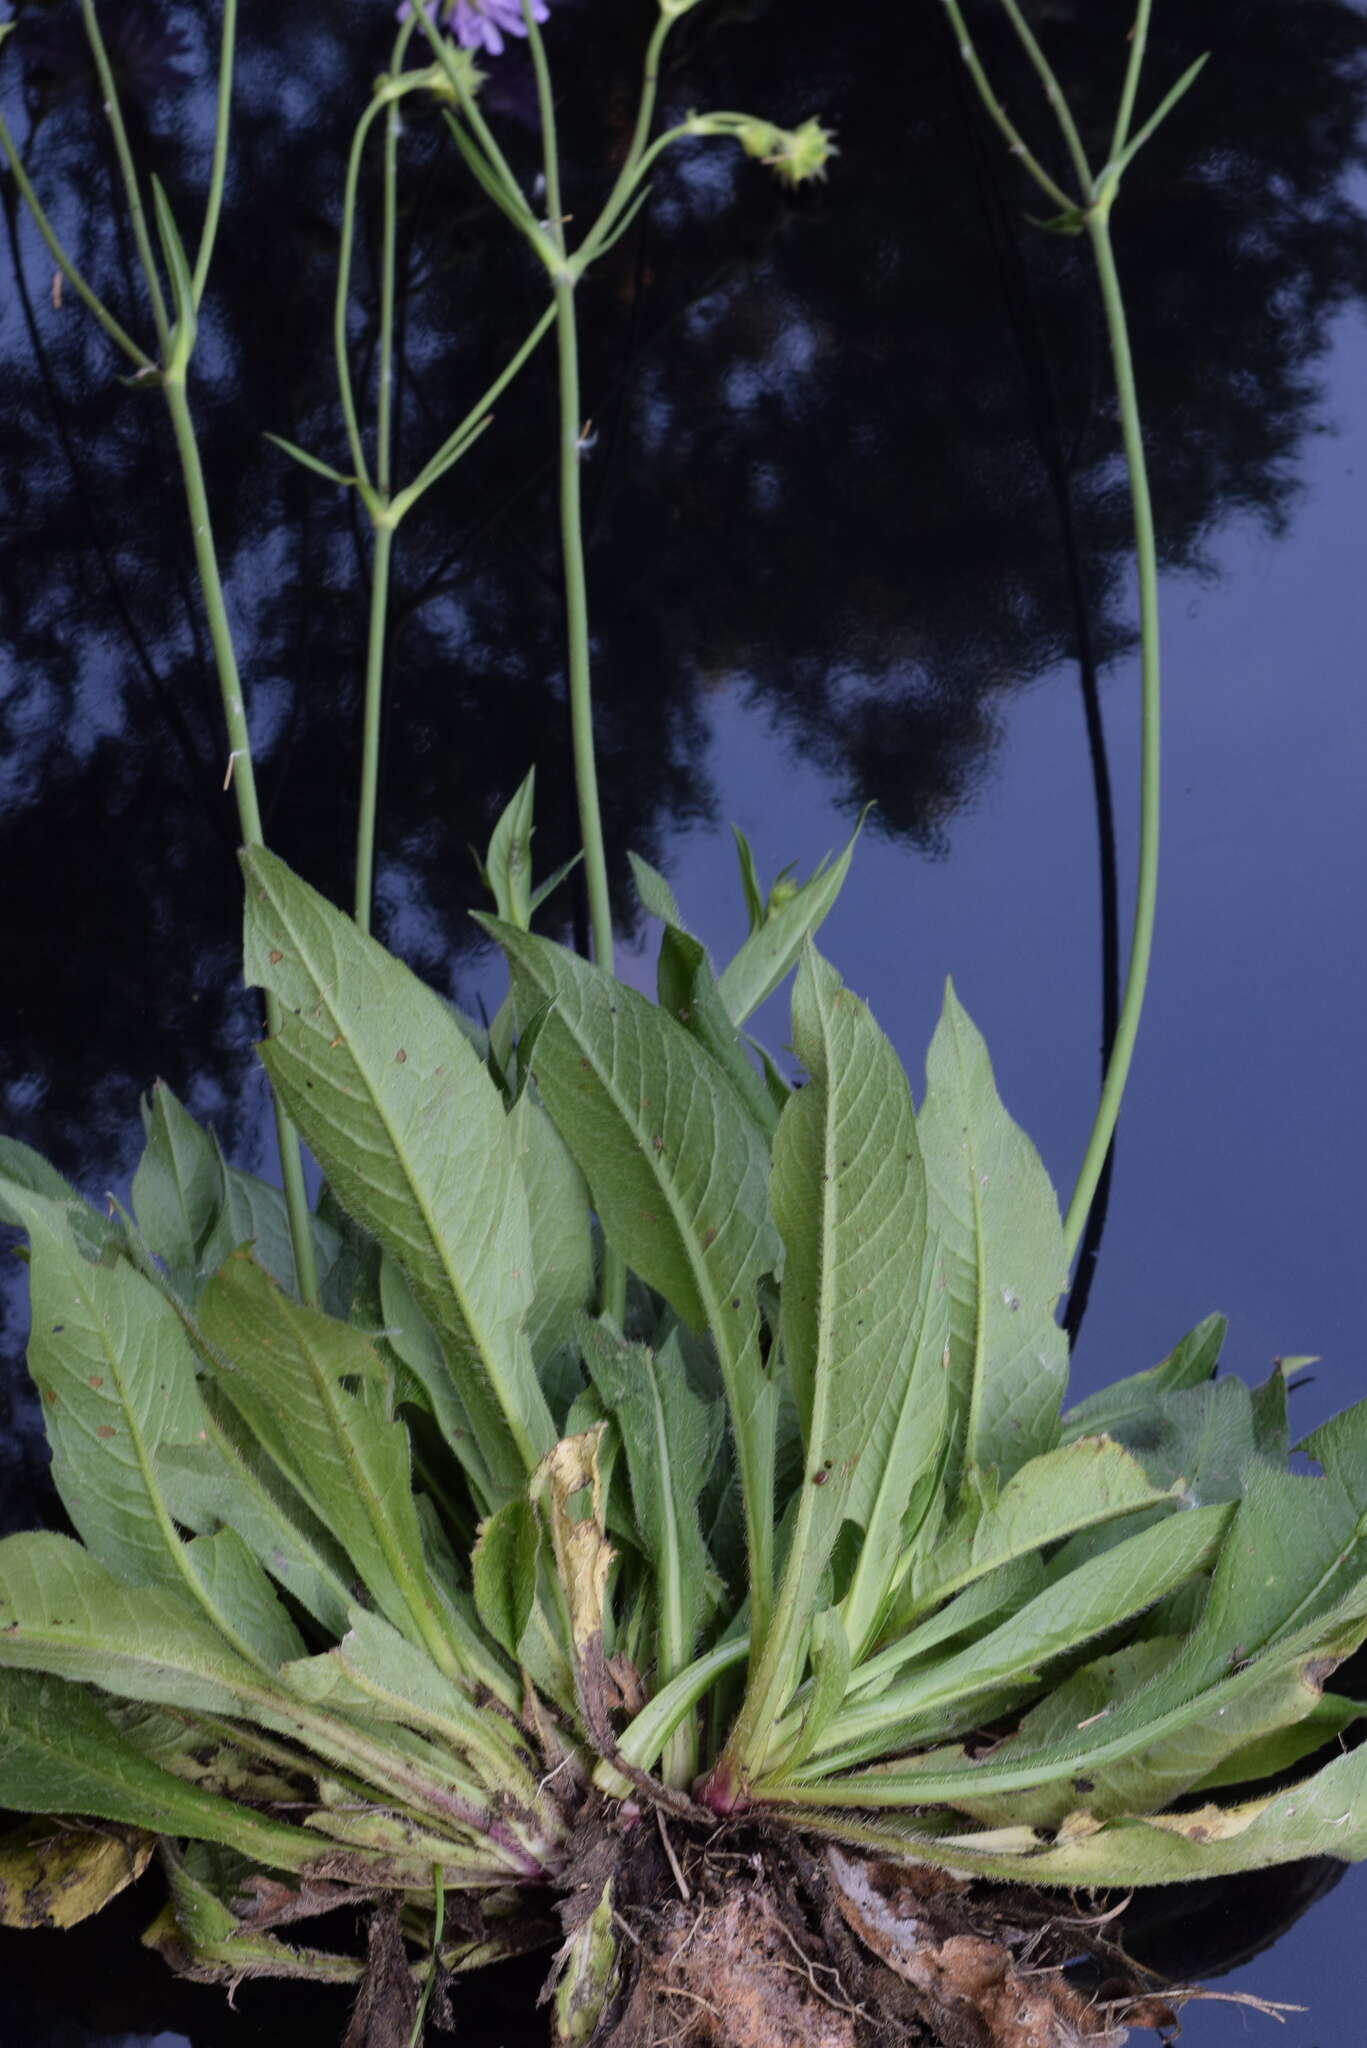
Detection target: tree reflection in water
<box><xmin>1</xmin><ymin>0</ymin><xmax>1365</xmax><ymax>1403</ymax></box>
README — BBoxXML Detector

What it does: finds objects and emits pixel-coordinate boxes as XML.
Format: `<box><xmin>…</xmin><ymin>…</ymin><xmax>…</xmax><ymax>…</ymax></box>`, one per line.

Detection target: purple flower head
<box><xmin>402</xmin><ymin>0</ymin><xmax>551</xmax><ymax>57</ymax></box>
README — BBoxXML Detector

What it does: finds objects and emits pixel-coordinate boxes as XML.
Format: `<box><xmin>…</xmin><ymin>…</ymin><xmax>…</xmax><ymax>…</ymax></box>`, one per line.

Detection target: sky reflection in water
<box><xmin>1</xmin><ymin>0</ymin><xmax>1366</xmax><ymax>2038</ymax></box>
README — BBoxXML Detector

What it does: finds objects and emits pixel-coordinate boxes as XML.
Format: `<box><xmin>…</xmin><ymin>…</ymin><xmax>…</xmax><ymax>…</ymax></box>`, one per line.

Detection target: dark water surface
<box><xmin>2</xmin><ymin>0</ymin><xmax>1366</xmax><ymax>2039</ymax></box>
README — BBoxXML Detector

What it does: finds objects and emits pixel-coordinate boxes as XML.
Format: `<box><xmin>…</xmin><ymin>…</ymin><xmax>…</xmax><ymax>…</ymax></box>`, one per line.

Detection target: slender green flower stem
<box><xmin>576</xmin><ymin>11</ymin><xmax>672</xmax><ymax>266</ymax></box>
<box><xmin>1111</xmin><ymin>0</ymin><xmax>1154</xmax><ymax>161</ymax></box>
<box><xmin>355</xmin><ymin>521</ymin><xmax>394</xmax><ymax>933</ymax></box>
<box><xmin>80</xmin><ymin>0</ymin><xmax>170</xmax><ymax>353</ymax></box>
<box><xmin>162</xmin><ymin>376</ymin><xmax>321</xmax><ymax>1306</ymax></box>
<box><xmin>334</xmin><ymin>94</ymin><xmax>388</xmax><ymax>491</ymax></box>
<box><xmin>413</xmin><ymin>4</ymin><xmax>538</xmax><ymax>237</ymax></box>
<box><xmin>342</xmin><ymin>22</ymin><xmax>426</xmax><ymax>931</ymax></box>
<box><xmin>993</xmin><ymin>0</ymin><xmax>1092</xmax><ymax>196</ymax></box>
<box><xmin>192</xmin><ymin>0</ymin><xmax>237</xmax><ymax>306</ymax></box>
<box><xmin>5</xmin><ymin>15</ymin><xmax>320</xmax><ymax>1299</ymax></box>
<box><xmin>521</xmin><ymin>5</ymin><xmax>626</xmax><ymax>1322</ymax></box>
<box><xmin>944</xmin><ymin>0</ymin><xmax>1171</xmax><ymax>1273</ymax></box>
<box><xmin>352</xmin><ymin>24</ymin><xmax>413</xmax><ymax>932</ymax></box>
<box><xmin>1061</xmin><ymin>210</ymin><xmax>1159</xmax><ymax>1264</ymax></box>
<box><xmin>0</xmin><ymin>115</ymin><xmax>152</xmax><ymax>367</ymax></box>
<box><xmin>940</xmin><ymin>5</ymin><xmax>1074</xmax><ymax>214</ymax></box>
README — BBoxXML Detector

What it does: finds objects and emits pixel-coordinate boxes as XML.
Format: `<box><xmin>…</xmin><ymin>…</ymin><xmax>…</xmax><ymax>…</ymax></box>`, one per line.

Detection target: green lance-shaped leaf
<box><xmin>0</xmin><ymin>1670</ymin><xmax>326</xmax><ymax>1873</ymax></box>
<box><xmin>628</xmin><ymin>850</ymin><xmax>687</xmax><ymax>931</ymax></box>
<box><xmin>945</xmin><ymin>1634</ymin><xmax>1361</xmax><ymax>1829</ymax></box>
<box><xmin>777</xmin><ymin>953</ymin><xmax>933</xmax><ymax>1544</ymax></box>
<box><xmin>917</xmin><ymin>983</ymin><xmax>1068</xmax><ymax>1494</ymax></box>
<box><xmin>131</xmin><ymin>1081</ymin><xmax>225</xmax><ymax>1275</ymax></box>
<box><xmin>721</xmin><ymin>950</ymin><xmax>944</xmax><ymax>1778</ymax></box>
<box><xmin>1062</xmin><ymin>1311</ymin><xmax>1226</xmax><ymax>1441</ymax></box>
<box><xmin>509</xmin><ymin>1094</ymin><xmax>596</xmax><ymax>1368</ymax></box>
<box><xmin>480</xmin><ymin>918</ymin><xmax>781</xmax><ymax>1640</ymax></box>
<box><xmin>716</xmin><ymin>808</ymin><xmax>869</xmax><ymax>1025</ymax></box>
<box><xmin>656</xmin><ymin>922</ymin><xmax>780</xmax><ymax>1138</ymax></box>
<box><xmin>241</xmin><ymin>846</ymin><xmax>554</xmax><ymax>1497</ymax></box>
<box><xmin>158</xmin><ymin>1382</ymin><xmax>356</xmax><ymax>1635</ymax></box>
<box><xmin>479</xmin><ymin>767</ymin><xmax>536</xmax><ymax>928</ymax></box>
<box><xmin>0</xmin><ymin>1139</ymin><xmax>117</xmax><ymax>1259</ymax></box>
<box><xmin>792</xmin><ymin>1464</ymin><xmax>1367</xmax><ymax>1807</ymax></box>
<box><xmin>0</xmin><ymin>1535</ymin><xmax>509</xmax><ymax>1867</ymax></box>
<box><xmin>799</xmin><ymin>1726</ymin><xmax>1367</xmax><ymax>1884</ymax></box>
<box><xmin>282</xmin><ymin>1606</ymin><xmax>539</xmax><ymax>1802</ymax></box>
<box><xmin>145</xmin><ymin>1841</ymin><xmax>365</xmax><ymax>1989</ymax></box>
<box><xmin>789</xmin><ymin>1502</ymin><xmax>1234</xmax><ymax>1781</ymax></box>
<box><xmin>580</xmin><ymin>1321</ymin><xmax>719</xmax><ymax>1693</ymax></box>
<box><xmin>470</xmin><ymin>1497</ymin><xmax>578</xmax><ymax>1721</ymax></box>
<box><xmin>824</xmin><ymin>1726</ymin><xmax>1367</xmax><ymax>1888</ymax></box>
<box><xmin>472</xmin><ymin>1499</ymin><xmax>540</xmax><ymax>1664</ymax></box>
<box><xmin>200</xmin><ymin>1141</ymin><xmax>344</xmax><ymax>1305</ymax></box>
<box><xmin>2</xmin><ymin>1180</ymin><xmax>214</xmax><ymax>1592</ymax></box>
<box><xmin>0</xmin><ymin>1530</ymin><xmax>284</xmax><ymax>1715</ymax></box>
<box><xmin>199</xmin><ymin>1252</ymin><xmax>466</xmax><ymax>1682</ymax></box>
<box><xmin>378</xmin><ymin>1250</ymin><xmax>499</xmax><ymax>1512</ymax></box>
<box><xmin>888</xmin><ymin>1434</ymin><xmax>1176</xmax><ymax>1637</ymax></box>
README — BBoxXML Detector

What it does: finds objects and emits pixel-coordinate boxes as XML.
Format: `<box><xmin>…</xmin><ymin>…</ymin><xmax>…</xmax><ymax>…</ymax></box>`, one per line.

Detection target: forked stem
<box><xmin>944</xmin><ymin>0</ymin><xmax>1174</xmax><ymax>1272</ymax></box>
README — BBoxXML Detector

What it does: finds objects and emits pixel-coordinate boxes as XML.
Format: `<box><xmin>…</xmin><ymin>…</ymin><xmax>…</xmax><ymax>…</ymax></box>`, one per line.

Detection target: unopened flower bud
<box><xmin>738</xmin><ymin>115</ymin><xmax>837</xmax><ymax>188</ymax></box>
<box><xmin>420</xmin><ymin>50</ymin><xmax>486</xmax><ymax>102</ymax></box>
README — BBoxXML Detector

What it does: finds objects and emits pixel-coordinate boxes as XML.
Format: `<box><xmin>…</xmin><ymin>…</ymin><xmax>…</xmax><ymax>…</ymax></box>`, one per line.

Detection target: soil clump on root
<box><xmin>582</xmin><ymin>1822</ymin><xmax>1174</xmax><ymax>2048</ymax></box>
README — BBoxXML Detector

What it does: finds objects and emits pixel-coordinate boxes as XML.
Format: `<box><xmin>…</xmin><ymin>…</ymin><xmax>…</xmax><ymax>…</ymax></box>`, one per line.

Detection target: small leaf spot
<box><xmin>811</xmin><ymin>1469</ymin><xmax>828</xmax><ymax>1486</ymax></box>
<box><xmin>88</xmin><ymin>1375</ymin><xmax>104</xmax><ymax>1390</ymax></box>
<box><xmin>395</xmin><ymin>1049</ymin><xmax>408</xmax><ymax>1063</ymax></box>
<box><xmin>269</xmin><ymin>948</ymin><xmax>284</xmax><ymax>964</ymax></box>
<box><xmin>97</xmin><ymin>1425</ymin><xmax>116</xmax><ymax>1440</ymax></box>
<box><xmin>702</xmin><ymin>1226</ymin><xmax>718</xmax><ymax>1249</ymax></box>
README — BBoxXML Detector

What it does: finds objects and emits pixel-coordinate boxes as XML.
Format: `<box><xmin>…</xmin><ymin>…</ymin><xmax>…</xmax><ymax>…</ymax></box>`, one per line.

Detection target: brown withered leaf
<box><xmin>342</xmin><ymin>1899</ymin><xmax>418</xmax><ymax>2048</ymax></box>
<box><xmin>0</xmin><ymin>1819</ymin><xmax>153</xmax><ymax>1929</ymax></box>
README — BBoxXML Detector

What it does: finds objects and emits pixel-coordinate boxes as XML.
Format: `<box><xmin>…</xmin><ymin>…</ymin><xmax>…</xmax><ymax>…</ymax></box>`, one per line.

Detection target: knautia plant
<box><xmin>3</xmin><ymin>827</ymin><xmax>1367</xmax><ymax>2046</ymax></box>
<box><xmin>1</xmin><ymin>2</ymin><xmax>1365</xmax><ymax>2046</ymax></box>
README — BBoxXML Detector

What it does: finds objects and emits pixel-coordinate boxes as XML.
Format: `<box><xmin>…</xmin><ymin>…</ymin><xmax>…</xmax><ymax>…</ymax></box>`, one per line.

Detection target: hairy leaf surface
<box><xmin>1</xmin><ymin>1181</ymin><xmax>209</xmax><ymax>1592</ymax></box>
<box><xmin>716</xmin><ymin>812</ymin><xmax>867</xmax><ymax>1025</ymax></box>
<box><xmin>241</xmin><ymin>847</ymin><xmax>553</xmax><ymax>1497</ymax></box>
<box><xmin>917</xmin><ymin>985</ymin><xmax>1068</xmax><ymax>1491</ymax></box>
<box><xmin>0</xmin><ymin>1670</ymin><xmax>320</xmax><ymax>1869</ymax></box>
<box><xmin>131</xmin><ymin>1082</ymin><xmax>224</xmax><ymax>1281</ymax></box>
<box><xmin>508</xmin><ymin>1094</ymin><xmax>595</xmax><ymax>1367</ymax></box>
<box><xmin>199</xmin><ymin>1253</ymin><xmax>461</xmax><ymax>1677</ymax></box>
<box><xmin>483</xmin><ymin>919</ymin><xmax>780</xmax><ymax>1630</ymax></box>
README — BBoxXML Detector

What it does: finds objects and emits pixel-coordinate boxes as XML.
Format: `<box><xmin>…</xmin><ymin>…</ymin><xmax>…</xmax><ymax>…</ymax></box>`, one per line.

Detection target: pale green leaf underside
<box><xmin>508</xmin><ymin>1093</ymin><xmax>595</xmax><ymax>1367</ymax></box>
<box><xmin>132</xmin><ymin>1082</ymin><xmax>223</xmax><ymax>1273</ymax></box>
<box><xmin>2</xmin><ymin>1181</ymin><xmax>209</xmax><ymax>1593</ymax></box>
<box><xmin>241</xmin><ymin>847</ymin><xmax>553</xmax><ymax>1498</ymax></box>
<box><xmin>198</xmin><ymin>1254</ymin><xmax>459</xmax><ymax>1673</ymax></box>
<box><xmin>716</xmin><ymin>810</ymin><xmax>867</xmax><ymax>1025</ymax></box>
<box><xmin>918</xmin><ymin>985</ymin><xmax>1069</xmax><ymax>1491</ymax></box>
<box><xmin>0</xmin><ymin>1669</ymin><xmax>319</xmax><ymax>1870</ymax></box>
<box><xmin>483</xmin><ymin>918</ymin><xmax>780</xmax><ymax>1611</ymax></box>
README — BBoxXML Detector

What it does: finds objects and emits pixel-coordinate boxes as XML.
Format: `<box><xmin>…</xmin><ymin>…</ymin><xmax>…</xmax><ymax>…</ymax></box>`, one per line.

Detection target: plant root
<box><xmin>582</xmin><ymin>1821</ymin><xmax>1180</xmax><ymax>2048</ymax></box>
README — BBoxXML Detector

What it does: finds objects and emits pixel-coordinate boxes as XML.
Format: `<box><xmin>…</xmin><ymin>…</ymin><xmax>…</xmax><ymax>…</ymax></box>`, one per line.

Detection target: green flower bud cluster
<box><xmin>736</xmin><ymin>115</ymin><xmax>838</xmax><ymax>187</ymax></box>
<box><xmin>683</xmin><ymin>111</ymin><xmax>838</xmax><ymax>188</ymax></box>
